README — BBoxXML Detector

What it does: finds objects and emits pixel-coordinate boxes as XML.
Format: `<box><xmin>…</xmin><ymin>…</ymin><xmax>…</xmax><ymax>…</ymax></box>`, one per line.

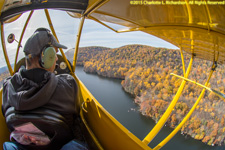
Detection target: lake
<box><xmin>75</xmin><ymin>66</ymin><xmax>224</xmax><ymax>150</ymax></box>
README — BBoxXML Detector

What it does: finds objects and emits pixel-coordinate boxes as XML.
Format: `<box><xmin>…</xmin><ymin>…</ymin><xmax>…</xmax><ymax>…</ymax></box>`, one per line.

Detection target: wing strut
<box><xmin>1</xmin><ymin>22</ymin><xmax>13</xmax><ymax>75</ymax></box>
<box><xmin>142</xmin><ymin>54</ymin><xmax>194</xmax><ymax>145</ymax></box>
<box><xmin>13</xmin><ymin>10</ymin><xmax>34</xmax><ymax>72</ymax></box>
<box><xmin>73</xmin><ymin>16</ymin><xmax>85</xmax><ymax>72</ymax></box>
<box><xmin>44</xmin><ymin>9</ymin><xmax>75</xmax><ymax>77</ymax></box>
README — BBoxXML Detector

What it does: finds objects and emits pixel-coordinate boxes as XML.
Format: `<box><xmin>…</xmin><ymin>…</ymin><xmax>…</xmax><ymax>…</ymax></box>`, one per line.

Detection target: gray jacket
<box><xmin>2</xmin><ymin>68</ymin><xmax>79</xmax><ymax>128</ymax></box>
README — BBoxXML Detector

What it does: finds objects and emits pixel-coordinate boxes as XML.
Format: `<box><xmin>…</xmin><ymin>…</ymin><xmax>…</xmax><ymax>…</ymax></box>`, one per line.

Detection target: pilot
<box><xmin>2</xmin><ymin>28</ymin><xmax>88</xmax><ymax>150</ymax></box>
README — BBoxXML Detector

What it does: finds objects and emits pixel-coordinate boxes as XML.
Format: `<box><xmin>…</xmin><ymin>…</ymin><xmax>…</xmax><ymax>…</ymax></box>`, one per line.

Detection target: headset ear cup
<box><xmin>41</xmin><ymin>47</ymin><xmax>56</xmax><ymax>69</ymax></box>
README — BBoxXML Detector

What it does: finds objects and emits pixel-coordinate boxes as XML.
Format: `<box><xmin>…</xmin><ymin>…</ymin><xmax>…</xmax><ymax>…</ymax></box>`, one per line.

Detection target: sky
<box><xmin>0</xmin><ymin>9</ymin><xmax>178</xmax><ymax>68</ymax></box>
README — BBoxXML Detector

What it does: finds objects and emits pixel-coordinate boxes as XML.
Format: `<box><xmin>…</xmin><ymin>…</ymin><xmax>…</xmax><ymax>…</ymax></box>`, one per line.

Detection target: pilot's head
<box><xmin>23</xmin><ymin>28</ymin><xmax>67</xmax><ymax>72</ymax></box>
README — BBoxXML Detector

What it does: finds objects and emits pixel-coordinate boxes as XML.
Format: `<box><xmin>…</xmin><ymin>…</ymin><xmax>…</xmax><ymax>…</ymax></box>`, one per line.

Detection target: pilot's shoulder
<box><xmin>56</xmin><ymin>74</ymin><xmax>77</xmax><ymax>87</ymax></box>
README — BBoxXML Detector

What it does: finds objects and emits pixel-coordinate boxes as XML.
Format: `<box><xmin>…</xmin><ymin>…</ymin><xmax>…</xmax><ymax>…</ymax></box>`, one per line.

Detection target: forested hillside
<box><xmin>66</xmin><ymin>46</ymin><xmax>111</xmax><ymax>66</ymax></box>
<box><xmin>67</xmin><ymin>44</ymin><xmax>225</xmax><ymax>146</ymax></box>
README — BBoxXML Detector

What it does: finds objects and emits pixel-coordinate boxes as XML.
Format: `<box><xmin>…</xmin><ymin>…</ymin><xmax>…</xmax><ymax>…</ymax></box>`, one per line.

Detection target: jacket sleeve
<box><xmin>2</xmin><ymin>77</ymin><xmax>12</xmax><ymax>116</ymax></box>
<box><xmin>71</xmin><ymin>77</ymin><xmax>80</xmax><ymax>115</ymax></box>
<box><xmin>64</xmin><ymin>75</ymin><xmax>80</xmax><ymax>115</ymax></box>
<box><xmin>55</xmin><ymin>74</ymin><xmax>79</xmax><ymax>115</ymax></box>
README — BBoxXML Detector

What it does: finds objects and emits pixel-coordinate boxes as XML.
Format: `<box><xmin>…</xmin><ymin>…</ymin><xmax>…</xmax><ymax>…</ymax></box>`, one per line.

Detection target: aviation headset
<box><xmin>35</xmin><ymin>28</ymin><xmax>56</xmax><ymax>69</ymax></box>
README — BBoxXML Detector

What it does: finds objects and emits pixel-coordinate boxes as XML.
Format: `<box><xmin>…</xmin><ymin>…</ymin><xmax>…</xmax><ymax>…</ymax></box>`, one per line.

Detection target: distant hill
<box><xmin>0</xmin><ymin>66</ymin><xmax>8</xmax><ymax>74</ymax></box>
<box><xmin>0</xmin><ymin>66</ymin><xmax>9</xmax><ymax>88</ymax></box>
<box><xmin>66</xmin><ymin>46</ymin><xmax>111</xmax><ymax>66</ymax></box>
<box><xmin>0</xmin><ymin>70</ymin><xmax>9</xmax><ymax>88</ymax></box>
